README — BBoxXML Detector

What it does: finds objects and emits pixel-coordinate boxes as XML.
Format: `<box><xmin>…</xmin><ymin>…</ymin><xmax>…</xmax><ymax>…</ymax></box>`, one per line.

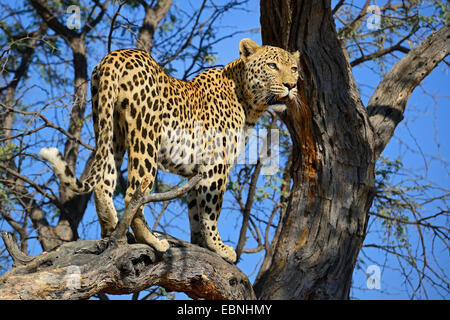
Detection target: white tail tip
<box><xmin>39</xmin><ymin>147</ymin><xmax>60</xmax><ymax>162</ymax></box>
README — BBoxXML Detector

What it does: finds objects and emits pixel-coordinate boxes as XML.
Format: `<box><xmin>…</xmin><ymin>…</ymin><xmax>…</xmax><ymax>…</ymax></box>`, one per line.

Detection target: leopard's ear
<box><xmin>291</xmin><ymin>50</ymin><xmax>300</xmax><ymax>65</ymax></box>
<box><xmin>239</xmin><ymin>38</ymin><xmax>260</xmax><ymax>61</ymax></box>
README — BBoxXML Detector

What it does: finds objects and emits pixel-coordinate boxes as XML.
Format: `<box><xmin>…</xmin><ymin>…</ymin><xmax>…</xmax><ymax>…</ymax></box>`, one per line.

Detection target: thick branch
<box><xmin>338</xmin><ymin>0</ymin><xmax>370</xmax><ymax>45</ymax></box>
<box><xmin>81</xmin><ymin>1</ymin><xmax>109</xmax><ymax>37</ymax></box>
<box><xmin>0</xmin><ymin>172</ymin><xmax>234</xmax><ymax>300</ymax></box>
<box><xmin>136</xmin><ymin>0</ymin><xmax>173</xmax><ymax>53</ymax></box>
<box><xmin>29</xmin><ymin>0</ymin><xmax>92</xmax><ymax>243</ymax></box>
<box><xmin>143</xmin><ymin>174</ymin><xmax>202</xmax><ymax>203</ymax></box>
<box><xmin>0</xmin><ymin>232</ymin><xmax>255</xmax><ymax>300</ymax></box>
<box><xmin>367</xmin><ymin>24</ymin><xmax>450</xmax><ymax>157</ymax></box>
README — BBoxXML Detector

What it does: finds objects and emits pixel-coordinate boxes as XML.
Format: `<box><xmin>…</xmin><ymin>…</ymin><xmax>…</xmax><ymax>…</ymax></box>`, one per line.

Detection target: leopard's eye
<box><xmin>291</xmin><ymin>66</ymin><xmax>298</xmax><ymax>73</ymax></box>
<box><xmin>267</xmin><ymin>63</ymin><xmax>278</xmax><ymax>70</ymax></box>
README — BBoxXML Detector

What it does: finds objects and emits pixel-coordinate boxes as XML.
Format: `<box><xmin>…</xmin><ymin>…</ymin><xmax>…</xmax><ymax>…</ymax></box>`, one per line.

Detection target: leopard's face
<box><xmin>239</xmin><ymin>39</ymin><xmax>300</xmax><ymax>111</ymax></box>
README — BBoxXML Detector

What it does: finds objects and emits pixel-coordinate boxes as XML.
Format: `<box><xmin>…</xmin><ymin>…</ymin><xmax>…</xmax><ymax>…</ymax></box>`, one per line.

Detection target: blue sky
<box><xmin>1</xmin><ymin>0</ymin><xmax>448</xmax><ymax>300</ymax></box>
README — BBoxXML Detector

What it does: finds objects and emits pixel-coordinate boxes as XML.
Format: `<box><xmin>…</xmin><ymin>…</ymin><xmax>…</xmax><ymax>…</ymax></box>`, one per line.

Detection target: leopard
<box><xmin>39</xmin><ymin>38</ymin><xmax>300</xmax><ymax>263</ymax></box>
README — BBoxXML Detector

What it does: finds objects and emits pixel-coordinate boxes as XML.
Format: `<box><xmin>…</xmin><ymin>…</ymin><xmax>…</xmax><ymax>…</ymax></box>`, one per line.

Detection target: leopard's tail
<box><xmin>39</xmin><ymin>61</ymin><xmax>117</xmax><ymax>194</ymax></box>
<box><xmin>39</xmin><ymin>146</ymin><xmax>98</xmax><ymax>193</ymax></box>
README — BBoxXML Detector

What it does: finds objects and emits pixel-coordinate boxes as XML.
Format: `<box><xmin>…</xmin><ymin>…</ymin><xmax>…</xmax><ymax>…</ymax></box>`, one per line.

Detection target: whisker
<box><xmin>292</xmin><ymin>94</ymin><xmax>307</xmax><ymax>113</ymax></box>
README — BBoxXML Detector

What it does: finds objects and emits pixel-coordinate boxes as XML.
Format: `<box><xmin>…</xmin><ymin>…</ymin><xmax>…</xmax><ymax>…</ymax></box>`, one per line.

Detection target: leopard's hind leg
<box><xmin>124</xmin><ymin>135</ymin><xmax>169</xmax><ymax>252</ymax></box>
<box><xmin>90</xmin><ymin>65</ymin><xmax>122</xmax><ymax>238</ymax></box>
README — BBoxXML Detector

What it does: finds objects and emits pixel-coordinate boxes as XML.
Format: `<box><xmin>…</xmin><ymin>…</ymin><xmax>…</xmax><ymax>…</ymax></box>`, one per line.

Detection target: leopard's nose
<box><xmin>283</xmin><ymin>82</ymin><xmax>296</xmax><ymax>90</ymax></box>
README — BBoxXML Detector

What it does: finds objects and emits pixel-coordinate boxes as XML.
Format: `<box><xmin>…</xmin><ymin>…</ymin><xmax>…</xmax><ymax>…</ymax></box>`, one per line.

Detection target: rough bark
<box><xmin>0</xmin><ymin>231</ymin><xmax>255</xmax><ymax>300</ymax></box>
<box><xmin>254</xmin><ymin>0</ymin><xmax>449</xmax><ymax>300</ymax></box>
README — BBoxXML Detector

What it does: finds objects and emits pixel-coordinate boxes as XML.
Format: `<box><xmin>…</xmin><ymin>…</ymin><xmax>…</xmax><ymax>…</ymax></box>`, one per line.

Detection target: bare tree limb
<box><xmin>107</xmin><ymin>1</ymin><xmax>125</xmax><ymax>53</ymax></box>
<box><xmin>0</xmin><ymin>208</ymin><xmax>28</xmax><ymax>253</ymax></box>
<box><xmin>367</xmin><ymin>24</ymin><xmax>450</xmax><ymax>157</ymax></box>
<box><xmin>1</xmin><ymin>105</ymin><xmax>95</xmax><ymax>151</ymax></box>
<box><xmin>81</xmin><ymin>1</ymin><xmax>109</xmax><ymax>37</ymax></box>
<box><xmin>332</xmin><ymin>0</ymin><xmax>345</xmax><ymax>15</ymax></box>
<box><xmin>0</xmin><ymin>164</ymin><xmax>60</xmax><ymax>204</ymax></box>
<box><xmin>338</xmin><ymin>0</ymin><xmax>371</xmax><ymax>45</ymax></box>
<box><xmin>235</xmin><ymin>160</ymin><xmax>262</xmax><ymax>261</ymax></box>
<box><xmin>350</xmin><ymin>24</ymin><xmax>418</xmax><ymax>67</ymax></box>
<box><xmin>28</xmin><ymin>0</ymin><xmax>77</xmax><ymax>42</ymax></box>
<box><xmin>0</xmin><ymin>23</ymin><xmax>66</xmax><ymax>251</ymax></box>
<box><xmin>160</xmin><ymin>0</ymin><xmax>208</xmax><ymax>67</ymax></box>
<box><xmin>27</xmin><ymin>0</ymin><xmax>108</xmax><ymax>245</ymax></box>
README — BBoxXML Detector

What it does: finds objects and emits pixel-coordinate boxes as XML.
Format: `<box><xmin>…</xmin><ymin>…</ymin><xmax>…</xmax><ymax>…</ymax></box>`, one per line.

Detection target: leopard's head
<box><xmin>239</xmin><ymin>38</ymin><xmax>300</xmax><ymax>112</ymax></box>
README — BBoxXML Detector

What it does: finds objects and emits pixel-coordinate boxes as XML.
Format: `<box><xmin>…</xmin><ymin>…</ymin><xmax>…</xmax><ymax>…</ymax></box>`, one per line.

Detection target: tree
<box><xmin>254</xmin><ymin>0</ymin><xmax>449</xmax><ymax>299</ymax></box>
<box><xmin>0</xmin><ymin>0</ymin><xmax>448</xmax><ymax>299</ymax></box>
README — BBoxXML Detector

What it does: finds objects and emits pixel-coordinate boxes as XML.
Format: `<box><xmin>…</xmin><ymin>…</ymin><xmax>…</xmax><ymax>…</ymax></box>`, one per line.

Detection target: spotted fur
<box><xmin>40</xmin><ymin>39</ymin><xmax>300</xmax><ymax>263</ymax></box>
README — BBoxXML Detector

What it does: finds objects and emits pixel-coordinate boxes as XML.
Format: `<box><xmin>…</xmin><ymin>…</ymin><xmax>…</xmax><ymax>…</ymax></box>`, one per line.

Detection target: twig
<box><xmin>1</xmin><ymin>104</ymin><xmax>95</xmax><ymax>151</ymax></box>
<box><xmin>235</xmin><ymin>161</ymin><xmax>262</xmax><ymax>261</ymax></box>
<box><xmin>332</xmin><ymin>0</ymin><xmax>345</xmax><ymax>15</ymax></box>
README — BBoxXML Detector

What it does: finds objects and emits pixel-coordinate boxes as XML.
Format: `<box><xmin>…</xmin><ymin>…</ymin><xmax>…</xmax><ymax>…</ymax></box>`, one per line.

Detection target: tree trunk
<box><xmin>136</xmin><ymin>0</ymin><xmax>173</xmax><ymax>53</ymax></box>
<box><xmin>254</xmin><ymin>0</ymin><xmax>376</xmax><ymax>299</ymax></box>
